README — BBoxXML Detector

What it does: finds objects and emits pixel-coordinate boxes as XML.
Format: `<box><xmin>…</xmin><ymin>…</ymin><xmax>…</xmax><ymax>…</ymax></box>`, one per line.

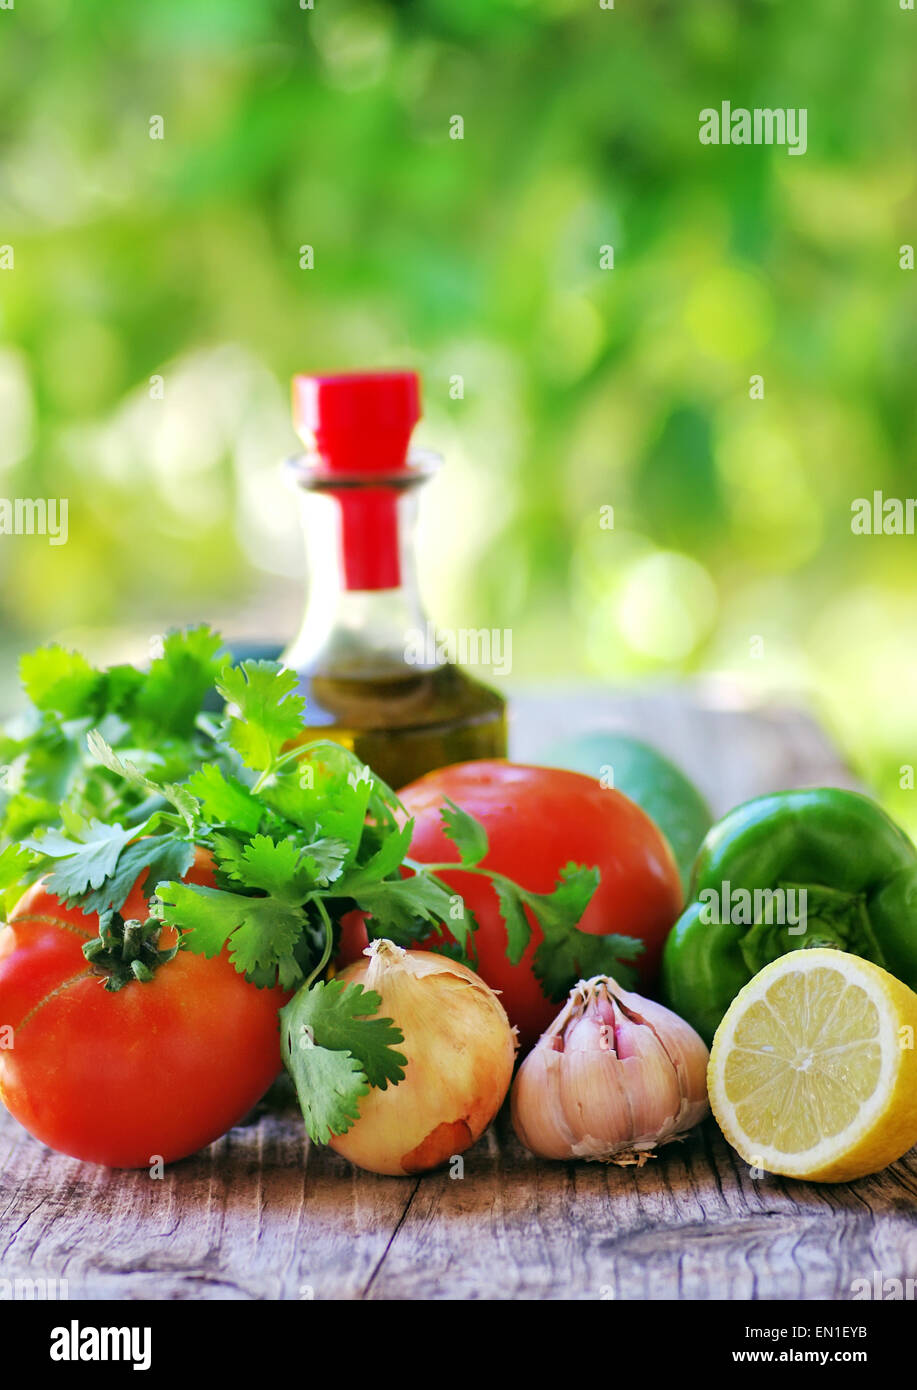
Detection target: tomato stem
<box><xmin>82</xmin><ymin>911</ymin><xmax>180</xmax><ymax>992</ymax></box>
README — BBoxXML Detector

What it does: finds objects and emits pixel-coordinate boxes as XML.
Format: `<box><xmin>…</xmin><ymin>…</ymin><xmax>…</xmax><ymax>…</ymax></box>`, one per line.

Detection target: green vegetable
<box><xmin>279</xmin><ymin>979</ymin><xmax>407</xmax><ymax>1143</ymax></box>
<box><xmin>0</xmin><ymin>625</ymin><xmax>227</xmax><ymax>911</ymax></box>
<box><xmin>538</xmin><ymin>732</ymin><xmax>713</xmax><ymax>892</ymax></box>
<box><xmin>661</xmin><ymin>787</ymin><xmax>917</xmax><ymax>1043</ymax></box>
<box><xmin>2</xmin><ymin>629</ymin><xmax>621</xmax><ymax>1144</ymax></box>
<box><xmin>525</xmin><ymin>863</ymin><xmax>636</xmax><ymax>998</ymax></box>
<box><xmin>405</xmin><ymin>800</ymin><xmax>616</xmax><ymax>986</ymax></box>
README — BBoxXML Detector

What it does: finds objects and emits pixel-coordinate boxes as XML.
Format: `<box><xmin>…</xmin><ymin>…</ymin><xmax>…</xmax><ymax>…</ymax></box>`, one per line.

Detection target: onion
<box><xmin>331</xmin><ymin>941</ymin><xmax>517</xmax><ymax>1175</ymax></box>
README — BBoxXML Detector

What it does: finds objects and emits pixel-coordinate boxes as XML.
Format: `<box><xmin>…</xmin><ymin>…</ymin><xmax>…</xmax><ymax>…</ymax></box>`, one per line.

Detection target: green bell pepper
<box><xmin>661</xmin><ymin>787</ymin><xmax>917</xmax><ymax>1044</ymax></box>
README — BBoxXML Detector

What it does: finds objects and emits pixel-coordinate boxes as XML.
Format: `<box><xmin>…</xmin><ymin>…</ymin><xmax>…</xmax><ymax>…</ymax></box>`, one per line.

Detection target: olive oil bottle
<box><xmin>281</xmin><ymin>371</ymin><xmax>506</xmax><ymax>788</ymax></box>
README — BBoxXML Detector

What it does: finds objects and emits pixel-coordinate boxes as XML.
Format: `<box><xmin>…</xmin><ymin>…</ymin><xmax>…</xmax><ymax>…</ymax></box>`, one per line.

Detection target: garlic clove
<box><xmin>603</xmin><ymin>980</ymin><xmax>710</xmax><ymax>1130</ymax></box>
<box><xmin>510</xmin><ymin>1045</ymin><xmax>579</xmax><ymax>1159</ymax></box>
<box><xmin>511</xmin><ymin>974</ymin><xmax>710</xmax><ymax>1164</ymax></box>
<box><xmin>558</xmin><ymin>1047</ymin><xmax>638</xmax><ymax>1158</ymax></box>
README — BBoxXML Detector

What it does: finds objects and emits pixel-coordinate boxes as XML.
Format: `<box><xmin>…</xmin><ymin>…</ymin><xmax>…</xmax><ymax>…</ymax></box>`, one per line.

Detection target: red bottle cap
<box><xmin>291</xmin><ymin>371</ymin><xmax>422</xmax><ymax>591</ymax></box>
<box><xmin>292</xmin><ymin>370</ymin><xmax>420</xmax><ymax>474</ymax></box>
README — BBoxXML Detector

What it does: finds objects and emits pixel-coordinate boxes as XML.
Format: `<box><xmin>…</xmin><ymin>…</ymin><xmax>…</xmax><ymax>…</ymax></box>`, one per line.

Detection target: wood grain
<box><xmin>1</xmin><ymin>691</ymin><xmax>912</xmax><ymax>1301</ymax></box>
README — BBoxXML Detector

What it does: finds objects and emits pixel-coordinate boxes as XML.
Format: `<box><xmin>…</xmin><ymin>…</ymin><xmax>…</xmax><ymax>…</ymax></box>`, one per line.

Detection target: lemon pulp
<box><xmin>709</xmin><ymin>950</ymin><xmax>917</xmax><ymax>1182</ymax></box>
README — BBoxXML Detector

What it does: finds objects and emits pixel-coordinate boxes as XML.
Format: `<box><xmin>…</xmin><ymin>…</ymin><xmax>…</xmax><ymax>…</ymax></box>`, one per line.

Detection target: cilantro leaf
<box><xmin>263</xmin><ymin>744</ymin><xmax>374</xmax><ymax>850</ymax></box>
<box><xmin>156</xmin><ymin>879</ymin><xmax>304</xmax><ymax>989</ymax></box>
<box><xmin>299</xmin><ymin>837</ymin><xmax>350</xmax><ymax>887</ymax></box>
<box><xmin>1</xmin><ymin>625</ymin><xmax>235</xmax><ymax>855</ymax></box>
<box><xmin>100</xmin><ymin>664</ymin><xmax>146</xmax><ymax>714</ymax></box>
<box><xmin>22</xmin><ymin>819</ymin><xmax>148</xmax><ymax>900</ymax></box>
<box><xmin>134</xmin><ymin>626</ymin><xmax>225</xmax><ymax>737</ymax></box>
<box><xmin>0</xmin><ymin>728</ymin><xmax>88</xmax><ymax>849</ymax></box>
<box><xmin>533</xmin><ymin>928</ymin><xmax>644</xmax><ymax>1001</ymax></box>
<box><xmin>338</xmin><ymin>820</ymin><xmax>413</xmax><ymax>892</ymax></box>
<box><xmin>19</xmin><ymin>645</ymin><xmax>101</xmax><ymax>718</ymax></box>
<box><xmin>279</xmin><ymin>978</ymin><xmax>406</xmax><ymax>1143</ymax></box>
<box><xmin>526</xmin><ymin>863</ymin><xmax>643</xmax><ymax>1000</ymax></box>
<box><xmin>284</xmin><ymin>1040</ymin><xmax>369</xmax><ymax>1146</ymax></box>
<box><xmin>355</xmin><ymin>873</ymin><xmax>471</xmax><ymax>956</ymax></box>
<box><xmin>0</xmin><ymin>842</ymin><xmax>36</xmax><ymax>895</ymax></box>
<box><xmin>492</xmin><ymin>877</ymin><xmax>532</xmax><ymax>964</ymax></box>
<box><xmin>217</xmin><ymin>662</ymin><xmax>305</xmax><ymax>772</ymax></box>
<box><xmin>440</xmin><ymin>797</ymin><xmax>488</xmax><ymax>867</ymax></box>
<box><xmin>186</xmin><ymin>763</ymin><xmax>263</xmax><ymax>834</ymax></box>
<box><xmin>283</xmin><ymin>979</ymin><xmax>406</xmax><ymax>1089</ymax></box>
<box><xmin>213</xmin><ymin>831</ymin><xmax>350</xmax><ymax>898</ymax></box>
<box><xmin>213</xmin><ymin>833</ymin><xmax>315</xmax><ymax>902</ymax></box>
<box><xmin>524</xmin><ymin>862</ymin><xmax>600</xmax><ymax>932</ymax></box>
<box><xmin>154</xmin><ymin>881</ymin><xmax>241</xmax><ymax>956</ymax></box>
<box><xmin>0</xmin><ymin>789</ymin><xmax>63</xmax><ymax>842</ymax></box>
<box><xmin>86</xmin><ymin>730</ymin><xmax>199</xmax><ymax>829</ymax></box>
<box><xmin>76</xmin><ymin>834</ymin><xmax>196</xmax><ymax>915</ymax></box>
<box><xmin>258</xmin><ymin>773</ymin><xmax>320</xmax><ymax>836</ymax></box>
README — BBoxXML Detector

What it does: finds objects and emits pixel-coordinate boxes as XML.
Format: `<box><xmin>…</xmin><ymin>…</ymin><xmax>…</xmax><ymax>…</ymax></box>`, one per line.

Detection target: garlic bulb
<box><xmin>511</xmin><ymin>975</ymin><xmax>709</xmax><ymax>1164</ymax></box>
<box><xmin>331</xmin><ymin>941</ymin><xmax>517</xmax><ymax>1176</ymax></box>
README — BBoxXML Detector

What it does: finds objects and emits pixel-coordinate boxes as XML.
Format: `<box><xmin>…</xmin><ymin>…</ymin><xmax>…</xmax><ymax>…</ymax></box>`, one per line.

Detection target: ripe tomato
<box><xmin>0</xmin><ymin>849</ymin><xmax>287</xmax><ymax>1168</ymax></box>
<box><xmin>398</xmin><ymin>762</ymin><xmax>683</xmax><ymax>1051</ymax></box>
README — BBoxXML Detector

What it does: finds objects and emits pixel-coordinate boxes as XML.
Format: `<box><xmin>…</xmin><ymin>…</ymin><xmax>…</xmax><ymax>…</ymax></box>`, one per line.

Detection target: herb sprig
<box><xmin>1</xmin><ymin>629</ymin><xmax>644</xmax><ymax>1141</ymax></box>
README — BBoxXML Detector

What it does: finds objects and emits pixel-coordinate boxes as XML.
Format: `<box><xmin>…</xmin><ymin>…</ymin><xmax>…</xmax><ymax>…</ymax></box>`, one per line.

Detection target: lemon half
<box><xmin>708</xmin><ymin>949</ymin><xmax>917</xmax><ymax>1182</ymax></box>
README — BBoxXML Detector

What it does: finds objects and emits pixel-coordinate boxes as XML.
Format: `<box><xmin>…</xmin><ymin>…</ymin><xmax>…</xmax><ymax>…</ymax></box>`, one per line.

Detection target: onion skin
<box><xmin>330</xmin><ymin>946</ymin><xmax>517</xmax><ymax>1176</ymax></box>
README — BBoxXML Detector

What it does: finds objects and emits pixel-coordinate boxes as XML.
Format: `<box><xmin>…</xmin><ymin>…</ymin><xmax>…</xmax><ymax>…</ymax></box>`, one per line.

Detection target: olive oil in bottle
<box><xmin>282</xmin><ymin>371</ymin><xmax>506</xmax><ymax>788</ymax></box>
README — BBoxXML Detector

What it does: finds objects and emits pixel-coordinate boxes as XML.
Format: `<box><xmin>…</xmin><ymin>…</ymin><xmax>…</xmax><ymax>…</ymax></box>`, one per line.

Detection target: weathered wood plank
<box><xmin>1</xmin><ymin>691</ymin><xmax>909</xmax><ymax>1301</ymax></box>
<box><xmin>0</xmin><ymin>1098</ymin><xmax>423</xmax><ymax>1300</ymax></box>
<box><xmin>5</xmin><ymin>1096</ymin><xmax>915</xmax><ymax>1301</ymax></box>
<box><xmin>366</xmin><ymin>1111</ymin><xmax>917</xmax><ymax>1301</ymax></box>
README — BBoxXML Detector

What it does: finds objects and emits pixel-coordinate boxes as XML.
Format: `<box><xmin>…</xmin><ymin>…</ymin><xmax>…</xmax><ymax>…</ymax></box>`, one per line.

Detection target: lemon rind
<box><xmin>709</xmin><ymin>950</ymin><xmax>903</xmax><ymax>1177</ymax></box>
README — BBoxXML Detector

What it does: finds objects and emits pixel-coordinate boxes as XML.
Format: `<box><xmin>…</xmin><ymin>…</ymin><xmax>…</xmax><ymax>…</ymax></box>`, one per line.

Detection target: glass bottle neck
<box><xmin>282</xmin><ymin>452</ymin><xmax>441</xmax><ymax>680</ymax></box>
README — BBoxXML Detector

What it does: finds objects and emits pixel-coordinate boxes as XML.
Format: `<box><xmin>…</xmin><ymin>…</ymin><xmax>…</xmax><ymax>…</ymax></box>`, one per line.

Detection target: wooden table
<box><xmin>3</xmin><ymin>689</ymin><xmax>915</xmax><ymax>1302</ymax></box>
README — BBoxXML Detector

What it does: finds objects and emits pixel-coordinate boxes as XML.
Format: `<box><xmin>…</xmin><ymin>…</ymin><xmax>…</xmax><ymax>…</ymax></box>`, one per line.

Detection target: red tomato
<box><xmin>335</xmin><ymin>907</ymin><xmax>371</xmax><ymax>971</ymax></box>
<box><xmin>0</xmin><ymin>849</ymin><xmax>287</xmax><ymax>1168</ymax></box>
<box><xmin>398</xmin><ymin>762</ymin><xmax>683</xmax><ymax>1052</ymax></box>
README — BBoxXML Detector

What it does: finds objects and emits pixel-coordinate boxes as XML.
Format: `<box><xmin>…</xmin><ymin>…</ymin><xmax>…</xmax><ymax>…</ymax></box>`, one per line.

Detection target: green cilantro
<box><xmin>297</xmin><ymin>837</ymin><xmax>351</xmax><ymax>887</ymax></box>
<box><xmin>355</xmin><ymin>873</ymin><xmax>472</xmax><ymax>955</ymax></box>
<box><xmin>286</xmin><ymin>1042</ymin><xmax>369</xmax><ymax>1147</ymax></box>
<box><xmin>492</xmin><ymin>878</ymin><xmax>532</xmax><ymax>964</ymax></box>
<box><xmin>186</xmin><ymin>763</ymin><xmax>263</xmax><ymax>834</ymax></box>
<box><xmin>22</xmin><ymin>818</ymin><xmax>149</xmax><ymax>901</ymax></box>
<box><xmin>86</xmin><ymin>730</ymin><xmax>199</xmax><ymax>830</ymax></box>
<box><xmin>440</xmin><ymin>797</ymin><xmax>489</xmax><ymax>866</ymax></box>
<box><xmin>19</xmin><ymin>646</ymin><xmax>101</xmax><ymax>718</ymax></box>
<box><xmin>338</xmin><ymin>819</ymin><xmax>413</xmax><ymax>891</ymax></box>
<box><xmin>217</xmin><ymin>662</ymin><xmax>305</xmax><ymax>772</ymax></box>
<box><xmin>0</xmin><ymin>624</ymin><xmax>230</xmax><ymax>862</ymax></box>
<box><xmin>156</xmin><ymin>879</ymin><xmax>304</xmax><ymax>990</ymax></box>
<box><xmin>77</xmin><ymin>834</ymin><xmax>197</xmax><ymax>915</ymax></box>
<box><xmin>133</xmin><ymin>626</ymin><xmax>226</xmax><ymax>738</ymax></box>
<box><xmin>528</xmin><ymin>863</ymin><xmax>644</xmax><ymax>999</ymax></box>
<box><xmin>100</xmin><ymin>664</ymin><xmax>147</xmax><ymax>715</ymax></box>
<box><xmin>279</xmin><ymin>979</ymin><xmax>406</xmax><ymax>1143</ymax></box>
<box><xmin>263</xmin><ymin>752</ymin><xmax>372</xmax><ymax>847</ymax></box>
<box><xmin>213</xmin><ymin>832</ymin><xmax>323</xmax><ymax>901</ymax></box>
<box><xmin>0</xmin><ymin>842</ymin><xmax>35</xmax><ymax>894</ymax></box>
<box><xmin>0</xmin><ymin>789</ymin><xmax>62</xmax><ymax>844</ymax></box>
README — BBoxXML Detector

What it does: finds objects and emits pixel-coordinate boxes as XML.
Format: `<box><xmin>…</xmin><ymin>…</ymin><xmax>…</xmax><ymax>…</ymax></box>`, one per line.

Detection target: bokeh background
<box><xmin>0</xmin><ymin>0</ymin><xmax>915</xmax><ymax>823</ymax></box>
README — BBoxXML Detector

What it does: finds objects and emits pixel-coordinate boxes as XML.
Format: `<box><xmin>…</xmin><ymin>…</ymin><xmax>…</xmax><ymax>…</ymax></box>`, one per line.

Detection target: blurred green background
<box><xmin>0</xmin><ymin>0</ymin><xmax>915</xmax><ymax>823</ymax></box>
